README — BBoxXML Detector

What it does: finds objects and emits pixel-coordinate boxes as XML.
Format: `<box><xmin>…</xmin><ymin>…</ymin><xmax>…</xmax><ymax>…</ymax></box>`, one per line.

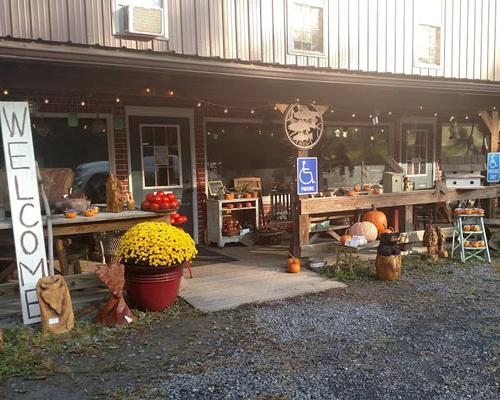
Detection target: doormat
<box><xmin>191</xmin><ymin>246</ymin><xmax>238</xmax><ymax>267</ymax></box>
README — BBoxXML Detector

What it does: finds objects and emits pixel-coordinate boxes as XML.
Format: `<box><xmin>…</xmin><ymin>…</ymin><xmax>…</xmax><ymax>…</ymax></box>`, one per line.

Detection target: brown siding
<box><xmin>0</xmin><ymin>0</ymin><xmax>499</xmax><ymax>81</ymax></box>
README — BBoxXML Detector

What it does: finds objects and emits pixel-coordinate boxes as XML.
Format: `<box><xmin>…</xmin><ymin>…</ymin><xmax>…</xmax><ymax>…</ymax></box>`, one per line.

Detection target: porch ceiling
<box><xmin>0</xmin><ymin>48</ymin><xmax>498</xmax><ymax>115</ymax></box>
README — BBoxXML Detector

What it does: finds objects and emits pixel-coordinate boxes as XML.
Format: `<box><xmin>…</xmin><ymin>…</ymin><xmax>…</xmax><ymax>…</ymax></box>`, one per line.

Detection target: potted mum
<box><xmin>116</xmin><ymin>221</ymin><xmax>197</xmax><ymax>311</ymax></box>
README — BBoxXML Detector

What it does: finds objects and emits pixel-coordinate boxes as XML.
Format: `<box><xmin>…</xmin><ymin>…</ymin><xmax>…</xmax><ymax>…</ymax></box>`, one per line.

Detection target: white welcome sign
<box><xmin>0</xmin><ymin>102</ymin><xmax>47</xmax><ymax>324</ymax></box>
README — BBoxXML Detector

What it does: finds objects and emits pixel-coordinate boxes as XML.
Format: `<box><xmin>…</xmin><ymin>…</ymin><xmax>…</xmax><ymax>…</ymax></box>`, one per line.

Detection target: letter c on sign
<box><xmin>19</xmin><ymin>203</ymin><xmax>38</xmax><ymax>228</ymax></box>
<box><xmin>20</xmin><ymin>231</ymin><xmax>38</xmax><ymax>255</ymax></box>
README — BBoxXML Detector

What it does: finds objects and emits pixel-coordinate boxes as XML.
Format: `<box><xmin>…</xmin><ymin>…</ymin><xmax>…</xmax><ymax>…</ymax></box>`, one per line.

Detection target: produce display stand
<box><xmin>451</xmin><ymin>213</ymin><xmax>491</xmax><ymax>263</ymax></box>
<box><xmin>207</xmin><ymin>198</ymin><xmax>260</xmax><ymax>248</ymax></box>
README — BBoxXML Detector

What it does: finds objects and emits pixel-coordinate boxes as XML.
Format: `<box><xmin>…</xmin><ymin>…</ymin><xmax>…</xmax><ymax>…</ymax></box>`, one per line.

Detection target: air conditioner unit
<box><xmin>122</xmin><ymin>5</ymin><xmax>164</xmax><ymax>37</ymax></box>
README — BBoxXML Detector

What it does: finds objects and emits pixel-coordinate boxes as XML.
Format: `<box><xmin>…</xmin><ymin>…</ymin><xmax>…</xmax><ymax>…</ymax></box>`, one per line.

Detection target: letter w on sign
<box><xmin>0</xmin><ymin>102</ymin><xmax>48</xmax><ymax>324</ymax></box>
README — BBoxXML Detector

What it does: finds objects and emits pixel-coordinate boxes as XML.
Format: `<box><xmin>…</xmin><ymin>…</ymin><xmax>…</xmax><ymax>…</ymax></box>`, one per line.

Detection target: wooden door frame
<box><xmin>125</xmin><ymin>106</ymin><xmax>198</xmax><ymax>243</ymax></box>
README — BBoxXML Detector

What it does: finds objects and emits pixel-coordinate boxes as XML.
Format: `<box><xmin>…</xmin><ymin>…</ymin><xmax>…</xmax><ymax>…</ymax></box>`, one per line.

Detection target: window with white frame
<box><xmin>287</xmin><ymin>0</ymin><xmax>326</xmax><ymax>55</ymax></box>
<box><xmin>414</xmin><ymin>0</ymin><xmax>442</xmax><ymax>67</ymax></box>
<box><xmin>140</xmin><ymin>125</ymin><xmax>181</xmax><ymax>188</ymax></box>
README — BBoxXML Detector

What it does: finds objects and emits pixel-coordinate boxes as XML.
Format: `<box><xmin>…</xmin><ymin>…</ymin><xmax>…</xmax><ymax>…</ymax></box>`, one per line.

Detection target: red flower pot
<box><xmin>124</xmin><ymin>264</ymin><xmax>183</xmax><ymax>311</ymax></box>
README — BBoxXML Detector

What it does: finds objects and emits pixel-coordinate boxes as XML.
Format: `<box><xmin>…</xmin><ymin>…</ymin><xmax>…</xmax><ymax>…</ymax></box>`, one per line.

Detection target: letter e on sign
<box><xmin>0</xmin><ymin>102</ymin><xmax>47</xmax><ymax>325</ymax></box>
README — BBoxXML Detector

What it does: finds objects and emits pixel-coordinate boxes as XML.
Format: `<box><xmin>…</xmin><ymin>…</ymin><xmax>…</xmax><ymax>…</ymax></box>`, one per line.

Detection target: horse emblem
<box><xmin>284</xmin><ymin>103</ymin><xmax>324</xmax><ymax>150</ymax></box>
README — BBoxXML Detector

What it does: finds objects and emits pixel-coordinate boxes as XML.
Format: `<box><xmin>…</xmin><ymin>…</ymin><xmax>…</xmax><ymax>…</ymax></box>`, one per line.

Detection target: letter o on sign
<box><xmin>20</xmin><ymin>230</ymin><xmax>39</xmax><ymax>255</ymax></box>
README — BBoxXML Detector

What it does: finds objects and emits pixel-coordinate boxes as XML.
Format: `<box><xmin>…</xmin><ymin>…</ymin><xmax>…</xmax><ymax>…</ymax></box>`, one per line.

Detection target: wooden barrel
<box><xmin>375</xmin><ymin>255</ymin><xmax>402</xmax><ymax>281</ymax></box>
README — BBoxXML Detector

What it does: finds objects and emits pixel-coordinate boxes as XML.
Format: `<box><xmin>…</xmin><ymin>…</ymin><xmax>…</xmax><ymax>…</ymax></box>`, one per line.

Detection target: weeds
<box><xmin>320</xmin><ymin>259</ymin><xmax>375</xmax><ymax>282</ymax></box>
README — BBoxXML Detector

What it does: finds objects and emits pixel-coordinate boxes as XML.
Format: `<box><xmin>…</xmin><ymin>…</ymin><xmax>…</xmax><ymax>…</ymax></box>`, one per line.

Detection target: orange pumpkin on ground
<box><xmin>348</xmin><ymin>221</ymin><xmax>378</xmax><ymax>242</ymax></box>
<box><xmin>340</xmin><ymin>234</ymin><xmax>352</xmax><ymax>245</ymax></box>
<box><xmin>361</xmin><ymin>209</ymin><xmax>388</xmax><ymax>233</ymax></box>
<box><xmin>287</xmin><ymin>257</ymin><xmax>300</xmax><ymax>273</ymax></box>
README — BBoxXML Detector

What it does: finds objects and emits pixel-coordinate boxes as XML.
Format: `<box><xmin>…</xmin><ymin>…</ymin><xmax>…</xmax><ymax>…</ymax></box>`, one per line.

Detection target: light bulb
<box><xmin>43</xmin><ymin>98</ymin><xmax>49</xmax><ymax>104</ymax></box>
<box><xmin>433</xmin><ymin>113</ymin><xmax>438</xmax><ymax>117</ymax></box>
<box><xmin>465</xmin><ymin>115</ymin><xmax>469</xmax><ymax>120</ymax></box>
<box><xmin>330</xmin><ymin>109</ymin><xmax>334</xmax><ymax>114</ymax></box>
<box><xmin>167</xmin><ymin>89</ymin><xmax>174</xmax><ymax>96</ymax></box>
<box><xmin>388</xmin><ymin>111</ymin><xmax>392</xmax><ymax>116</ymax></box>
<box><xmin>352</xmin><ymin>113</ymin><xmax>356</xmax><ymax>118</ymax></box>
<box><xmin>2</xmin><ymin>89</ymin><xmax>8</xmax><ymax>95</ymax></box>
<box><xmin>197</xmin><ymin>101</ymin><xmax>202</xmax><ymax>107</ymax></box>
<box><xmin>115</xmin><ymin>97</ymin><xmax>120</xmax><ymax>103</ymax></box>
<box><xmin>80</xmin><ymin>100</ymin><xmax>86</xmax><ymax>106</ymax></box>
<box><xmin>250</xmin><ymin>109</ymin><xmax>255</xmax><ymax>114</ymax></box>
<box><xmin>223</xmin><ymin>108</ymin><xmax>228</xmax><ymax>114</ymax></box>
<box><xmin>145</xmin><ymin>87</ymin><xmax>151</xmax><ymax>93</ymax></box>
<box><xmin>419</xmin><ymin>105</ymin><xmax>423</xmax><ymax>110</ymax></box>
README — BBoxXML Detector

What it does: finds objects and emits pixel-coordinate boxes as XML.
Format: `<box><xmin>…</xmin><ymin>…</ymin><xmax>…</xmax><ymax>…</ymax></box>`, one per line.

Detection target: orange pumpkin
<box><xmin>472</xmin><ymin>225</ymin><xmax>481</xmax><ymax>231</ymax></box>
<box><xmin>361</xmin><ymin>209</ymin><xmax>388</xmax><ymax>233</ymax></box>
<box><xmin>380</xmin><ymin>227</ymin><xmax>393</xmax><ymax>234</ymax></box>
<box><xmin>287</xmin><ymin>257</ymin><xmax>300</xmax><ymax>273</ymax></box>
<box><xmin>353</xmin><ymin>184</ymin><xmax>361</xmax><ymax>192</ymax></box>
<box><xmin>362</xmin><ymin>184</ymin><xmax>371</xmax><ymax>192</ymax></box>
<box><xmin>347</xmin><ymin>191</ymin><xmax>357</xmax><ymax>196</ymax></box>
<box><xmin>348</xmin><ymin>221</ymin><xmax>378</xmax><ymax>242</ymax></box>
<box><xmin>372</xmin><ymin>187</ymin><xmax>383</xmax><ymax>195</ymax></box>
<box><xmin>84</xmin><ymin>209</ymin><xmax>95</xmax><ymax>217</ymax></box>
<box><xmin>340</xmin><ymin>234</ymin><xmax>352</xmax><ymax>245</ymax></box>
<box><xmin>64</xmin><ymin>211</ymin><xmax>77</xmax><ymax>219</ymax></box>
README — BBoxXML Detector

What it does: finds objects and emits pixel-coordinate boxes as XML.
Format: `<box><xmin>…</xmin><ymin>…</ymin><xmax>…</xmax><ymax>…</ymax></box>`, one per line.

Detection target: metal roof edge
<box><xmin>0</xmin><ymin>39</ymin><xmax>499</xmax><ymax>96</ymax></box>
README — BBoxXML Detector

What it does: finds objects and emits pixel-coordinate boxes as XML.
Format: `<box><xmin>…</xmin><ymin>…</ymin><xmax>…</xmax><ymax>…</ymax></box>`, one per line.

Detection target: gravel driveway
<box><xmin>2</xmin><ymin>257</ymin><xmax>499</xmax><ymax>399</ymax></box>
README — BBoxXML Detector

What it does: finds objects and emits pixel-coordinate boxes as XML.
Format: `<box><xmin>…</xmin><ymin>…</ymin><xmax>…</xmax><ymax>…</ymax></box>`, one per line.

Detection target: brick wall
<box><xmin>194</xmin><ymin>109</ymin><xmax>207</xmax><ymax>242</ymax></box>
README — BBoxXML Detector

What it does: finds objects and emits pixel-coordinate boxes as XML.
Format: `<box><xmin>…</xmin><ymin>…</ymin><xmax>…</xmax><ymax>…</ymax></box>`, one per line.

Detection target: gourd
<box><xmin>348</xmin><ymin>221</ymin><xmax>378</xmax><ymax>242</ymax></box>
<box><xmin>287</xmin><ymin>256</ymin><xmax>301</xmax><ymax>273</ymax></box>
<box><xmin>361</xmin><ymin>207</ymin><xmax>388</xmax><ymax>233</ymax></box>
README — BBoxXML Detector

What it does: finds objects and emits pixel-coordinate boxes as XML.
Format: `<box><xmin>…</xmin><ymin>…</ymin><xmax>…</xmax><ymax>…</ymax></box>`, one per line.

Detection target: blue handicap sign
<box><xmin>487</xmin><ymin>152</ymin><xmax>500</xmax><ymax>183</ymax></box>
<box><xmin>297</xmin><ymin>157</ymin><xmax>318</xmax><ymax>195</ymax></box>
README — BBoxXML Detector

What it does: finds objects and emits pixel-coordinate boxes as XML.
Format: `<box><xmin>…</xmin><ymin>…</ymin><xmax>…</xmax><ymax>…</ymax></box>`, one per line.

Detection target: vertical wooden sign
<box><xmin>0</xmin><ymin>102</ymin><xmax>47</xmax><ymax>324</ymax></box>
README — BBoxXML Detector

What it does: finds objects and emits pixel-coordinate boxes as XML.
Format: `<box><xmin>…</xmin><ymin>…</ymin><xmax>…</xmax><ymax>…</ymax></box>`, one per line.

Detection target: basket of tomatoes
<box><xmin>141</xmin><ymin>191</ymin><xmax>180</xmax><ymax>212</ymax></box>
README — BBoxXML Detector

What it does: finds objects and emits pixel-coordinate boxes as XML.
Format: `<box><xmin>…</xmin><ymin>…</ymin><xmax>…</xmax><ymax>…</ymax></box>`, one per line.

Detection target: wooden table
<box><xmin>297</xmin><ymin>186</ymin><xmax>500</xmax><ymax>257</ymax></box>
<box><xmin>0</xmin><ymin>210</ymin><xmax>169</xmax><ymax>275</ymax></box>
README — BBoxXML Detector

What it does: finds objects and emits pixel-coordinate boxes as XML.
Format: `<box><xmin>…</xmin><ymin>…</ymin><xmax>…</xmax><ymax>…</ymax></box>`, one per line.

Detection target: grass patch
<box><xmin>0</xmin><ymin>299</ymin><xmax>197</xmax><ymax>378</ymax></box>
<box><xmin>320</xmin><ymin>259</ymin><xmax>375</xmax><ymax>282</ymax></box>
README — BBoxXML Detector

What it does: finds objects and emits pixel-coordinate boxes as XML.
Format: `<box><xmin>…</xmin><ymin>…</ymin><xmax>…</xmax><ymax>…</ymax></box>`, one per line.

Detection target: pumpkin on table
<box><xmin>348</xmin><ymin>221</ymin><xmax>378</xmax><ymax>242</ymax></box>
<box><xmin>361</xmin><ymin>207</ymin><xmax>388</xmax><ymax>233</ymax></box>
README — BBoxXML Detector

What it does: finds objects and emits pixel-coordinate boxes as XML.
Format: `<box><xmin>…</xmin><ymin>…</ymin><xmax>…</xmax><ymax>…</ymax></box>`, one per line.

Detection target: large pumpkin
<box><xmin>348</xmin><ymin>221</ymin><xmax>378</xmax><ymax>242</ymax></box>
<box><xmin>361</xmin><ymin>210</ymin><xmax>388</xmax><ymax>233</ymax></box>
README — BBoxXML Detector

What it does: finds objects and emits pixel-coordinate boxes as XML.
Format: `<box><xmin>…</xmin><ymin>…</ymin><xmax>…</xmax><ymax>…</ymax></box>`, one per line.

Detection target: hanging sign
<box><xmin>487</xmin><ymin>152</ymin><xmax>500</xmax><ymax>183</ymax></box>
<box><xmin>0</xmin><ymin>102</ymin><xmax>47</xmax><ymax>325</ymax></box>
<box><xmin>297</xmin><ymin>157</ymin><xmax>318</xmax><ymax>195</ymax></box>
<box><xmin>283</xmin><ymin>103</ymin><xmax>324</xmax><ymax>150</ymax></box>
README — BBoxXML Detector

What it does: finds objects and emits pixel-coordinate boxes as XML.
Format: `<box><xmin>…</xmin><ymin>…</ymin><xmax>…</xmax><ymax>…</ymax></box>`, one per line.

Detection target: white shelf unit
<box><xmin>207</xmin><ymin>198</ymin><xmax>260</xmax><ymax>248</ymax></box>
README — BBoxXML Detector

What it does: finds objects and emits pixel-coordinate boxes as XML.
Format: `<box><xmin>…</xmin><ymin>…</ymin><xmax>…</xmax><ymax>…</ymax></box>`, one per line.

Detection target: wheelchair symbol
<box><xmin>489</xmin><ymin>157</ymin><xmax>498</xmax><ymax>169</ymax></box>
<box><xmin>299</xmin><ymin>160</ymin><xmax>316</xmax><ymax>185</ymax></box>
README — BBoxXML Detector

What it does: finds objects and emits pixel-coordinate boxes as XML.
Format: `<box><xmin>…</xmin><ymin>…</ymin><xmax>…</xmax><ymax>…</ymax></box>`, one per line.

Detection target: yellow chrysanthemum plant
<box><xmin>116</xmin><ymin>222</ymin><xmax>197</xmax><ymax>268</ymax></box>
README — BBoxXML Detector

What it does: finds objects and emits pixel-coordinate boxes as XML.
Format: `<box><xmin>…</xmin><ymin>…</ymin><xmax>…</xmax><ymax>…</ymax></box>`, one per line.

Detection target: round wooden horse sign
<box><xmin>283</xmin><ymin>103</ymin><xmax>324</xmax><ymax>150</ymax></box>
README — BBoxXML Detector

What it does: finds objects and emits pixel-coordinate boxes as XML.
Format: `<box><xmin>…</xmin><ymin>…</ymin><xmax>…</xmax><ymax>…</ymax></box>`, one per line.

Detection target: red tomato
<box><xmin>173</xmin><ymin>200</ymin><xmax>181</xmax><ymax>208</ymax></box>
<box><xmin>178</xmin><ymin>216</ymin><xmax>187</xmax><ymax>224</ymax></box>
<box><xmin>146</xmin><ymin>193</ymin><xmax>155</xmax><ymax>202</ymax></box>
<box><xmin>166</xmin><ymin>193</ymin><xmax>176</xmax><ymax>201</ymax></box>
<box><xmin>155</xmin><ymin>191</ymin><xmax>165</xmax><ymax>197</ymax></box>
<box><xmin>149</xmin><ymin>203</ymin><xmax>160</xmax><ymax>211</ymax></box>
<box><xmin>141</xmin><ymin>200</ymin><xmax>150</xmax><ymax>210</ymax></box>
<box><xmin>159</xmin><ymin>202</ymin><xmax>169</xmax><ymax>210</ymax></box>
<box><xmin>161</xmin><ymin>199</ymin><xmax>171</xmax><ymax>208</ymax></box>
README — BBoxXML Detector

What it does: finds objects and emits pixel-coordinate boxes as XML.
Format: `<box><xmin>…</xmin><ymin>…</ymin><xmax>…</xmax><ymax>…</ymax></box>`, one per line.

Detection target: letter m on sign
<box><xmin>0</xmin><ymin>102</ymin><xmax>47</xmax><ymax>324</ymax></box>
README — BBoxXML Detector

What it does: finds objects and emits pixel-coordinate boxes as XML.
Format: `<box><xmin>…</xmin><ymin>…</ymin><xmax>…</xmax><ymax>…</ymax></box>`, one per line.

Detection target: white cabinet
<box><xmin>207</xmin><ymin>198</ymin><xmax>260</xmax><ymax>248</ymax></box>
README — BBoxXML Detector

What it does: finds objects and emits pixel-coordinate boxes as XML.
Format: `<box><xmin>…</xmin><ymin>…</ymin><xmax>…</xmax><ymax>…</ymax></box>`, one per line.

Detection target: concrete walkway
<box><xmin>179</xmin><ymin>244</ymin><xmax>346</xmax><ymax>312</ymax></box>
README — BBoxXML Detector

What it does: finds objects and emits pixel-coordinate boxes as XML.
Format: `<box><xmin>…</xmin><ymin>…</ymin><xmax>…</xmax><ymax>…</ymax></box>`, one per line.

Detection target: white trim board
<box><xmin>125</xmin><ymin>106</ymin><xmax>198</xmax><ymax>243</ymax></box>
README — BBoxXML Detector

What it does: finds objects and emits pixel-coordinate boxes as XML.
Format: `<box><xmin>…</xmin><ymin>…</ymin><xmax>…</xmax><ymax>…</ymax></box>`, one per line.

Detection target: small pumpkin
<box><xmin>463</xmin><ymin>225</ymin><xmax>471</xmax><ymax>231</ymax></box>
<box><xmin>472</xmin><ymin>225</ymin><xmax>481</xmax><ymax>231</ymax></box>
<box><xmin>380</xmin><ymin>227</ymin><xmax>393</xmax><ymax>234</ymax></box>
<box><xmin>438</xmin><ymin>249</ymin><xmax>449</xmax><ymax>258</ymax></box>
<box><xmin>64</xmin><ymin>209</ymin><xmax>77</xmax><ymax>219</ymax></box>
<box><xmin>340</xmin><ymin>234</ymin><xmax>352</xmax><ymax>245</ymax></box>
<box><xmin>347</xmin><ymin>191</ymin><xmax>357</xmax><ymax>196</ymax></box>
<box><xmin>84</xmin><ymin>209</ymin><xmax>96</xmax><ymax>217</ymax></box>
<box><xmin>372</xmin><ymin>187</ymin><xmax>383</xmax><ymax>195</ymax></box>
<box><xmin>353</xmin><ymin>184</ymin><xmax>361</xmax><ymax>192</ymax></box>
<box><xmin>361</xmin><ymin>208</ymin><xmax>388</xmax><ymax>233</ymax></box>
<box><xmin>362</xmin><ymin>184</ymin><xmax>371</xmax><ymax>192</ymax></box>
<box><xmin>224</xmin><ymin>193</ymin><xmax>235</xmax><ymax>200</ymax></box>
<box><xmin>348</xmin><ymin>221</ymin><xmax>378</xmax><ymax>242</ymax></box>
<box><xmin>287</xmin><ymin>257</ymin><xmax>300</xmax><ymax>273</ymax></box>
<box><xmin>464</xmin><ymin>241</ymin><xmax>471</xmax><ymax>247</ymax></box>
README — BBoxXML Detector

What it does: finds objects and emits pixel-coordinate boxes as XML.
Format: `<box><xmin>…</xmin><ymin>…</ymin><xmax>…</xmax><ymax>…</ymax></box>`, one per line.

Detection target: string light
<box><xmin>449</xmin><ymin>115</ymin><xmax>455</xmax><ymax>121</ymax></box>
<box><xmin>250</xmin><ymin>109</ymin><xmax>255</xmax><ymax>114</ymax></box>
<box><xmin>145</xmin><ymin>87</ymin><xmax>151</xmax><ymax>93</ymax></box>
<box><xmin>419</xmin><ymin>105</ymin><xmax>423</xmax><ymax>110</ymax></box>
<box><xmin>493</xmin><ymin>106</ymin><xmax>497</xmax><ymax>110</ymax></box>
<box><xmin>295</xmin><ymin>98</ymin><xmax>300</xmax><ymax>102</ymax></box>
<box><xmin>273</xmin><ymin>106</ymin><xmax>278</xmax><ymax>111</ymax></box>
<box><xmin>2</xmin><ymin>89</ymin><xmax>8</xmax><ymax>95</ymax></box>
<box><xmin>312</xmin><ymin>100</ymin><xmax>316</xmax><ymax>105</ymax></box>
<box><xmin>388</xmin><ymin>111</ymin><xmax>392</xmax><ymax>116</ymax></box>
<box><xmin>167</xmin><ymin>89</ymin><xmax>175</xmax><ymax>97</ymax></box>
<box><xmin>80</xmin><ymin>100</ymin><xmax>86</xmax><ymax>106</ymax></box>
<box><xmin>223</xmin><ymin>107</ymin><xmax>228</xmax><ymax>114</ymax></box>
<box><xmin>115</xmin><ymin>97</ymin><xmax>120</xmax><ymax>103</ymax></box>
<box><xmin>330</xmin><ymin>109</ymin><xmax>334</xmax><ymax>114</ymax></box>
<box><xmin>465</xmin><ymin>115</ymin><xmax>469</xmax><ymax>120</ymax></box>
<box><xmin>351</xmin><ymin>113</ymin><xmax>356</xmax><ymax>118</ymax></box>
<box><xmin>196</xmin><ymin>101</ymin><xmax>202</xmax><ymax>107</ymax></box>
<box><xmin>43</xmin><ymin>98</ymin><xmax>49</xmax><ymax>104</ymax></box>
<box><xmin>433</xmin><ymin>112</ymin><xmax>438</xmax><ymax>117</ymax></box>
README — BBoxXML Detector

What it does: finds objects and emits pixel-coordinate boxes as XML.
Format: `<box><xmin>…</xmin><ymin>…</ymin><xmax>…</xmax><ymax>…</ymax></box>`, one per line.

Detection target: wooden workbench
<box><xmin>0</xmin><ymin>210</ymin><xmax>169</xmax><ymax>275</ymax></box>
<box><xmin>296</xmin><ymin>186</ymin><xmax>500</xmax><ymax>257</ymax></box>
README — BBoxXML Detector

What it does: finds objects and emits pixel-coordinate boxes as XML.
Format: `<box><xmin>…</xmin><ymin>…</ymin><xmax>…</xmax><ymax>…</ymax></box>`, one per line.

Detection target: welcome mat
<box><xmin>191</xmin><ymin>246</ymin><xmax>238</xmax><ymax>267</ymax></box>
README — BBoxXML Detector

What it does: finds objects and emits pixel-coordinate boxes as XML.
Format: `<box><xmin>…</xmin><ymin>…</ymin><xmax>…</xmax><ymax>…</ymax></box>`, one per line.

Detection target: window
<box><xmin>288</xmin><ymin>0</ymin><xmax>326</xmax><ymax>56</ymax></box>
<box><xmin>406</xmin><ymin>129</ymin><xmax>427</xmax><ymax>175</ymax></box>
<box><xmin>112</xmin><ymin>0</ymin><xmax>168</xmax><ymax>39</ymax></box>
<box><xmin>414</xmin><ymin>0</ymin><xmax>442</xmax><ymax>67</ymax></box>
<box><xmin>140</xmin><ymin>125</ymin><xmax>181</xmax><ymax>188</ymax></box>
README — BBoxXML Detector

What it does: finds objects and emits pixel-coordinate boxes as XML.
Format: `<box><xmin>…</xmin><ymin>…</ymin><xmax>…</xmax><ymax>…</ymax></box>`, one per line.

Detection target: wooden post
<box><xmin>291</xmin><ymin>149</ymin><xmax>309</xmax><ymax>258</ymax></box>
<box><xmin>404</xmin><ymin>205</ymin><xmax>414</xmax><ymax>232</ymax></box>
<box><xmin>481</xmin><ymin>110</ymin><xmax>500</xmax><ymax>152</ymax></box>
